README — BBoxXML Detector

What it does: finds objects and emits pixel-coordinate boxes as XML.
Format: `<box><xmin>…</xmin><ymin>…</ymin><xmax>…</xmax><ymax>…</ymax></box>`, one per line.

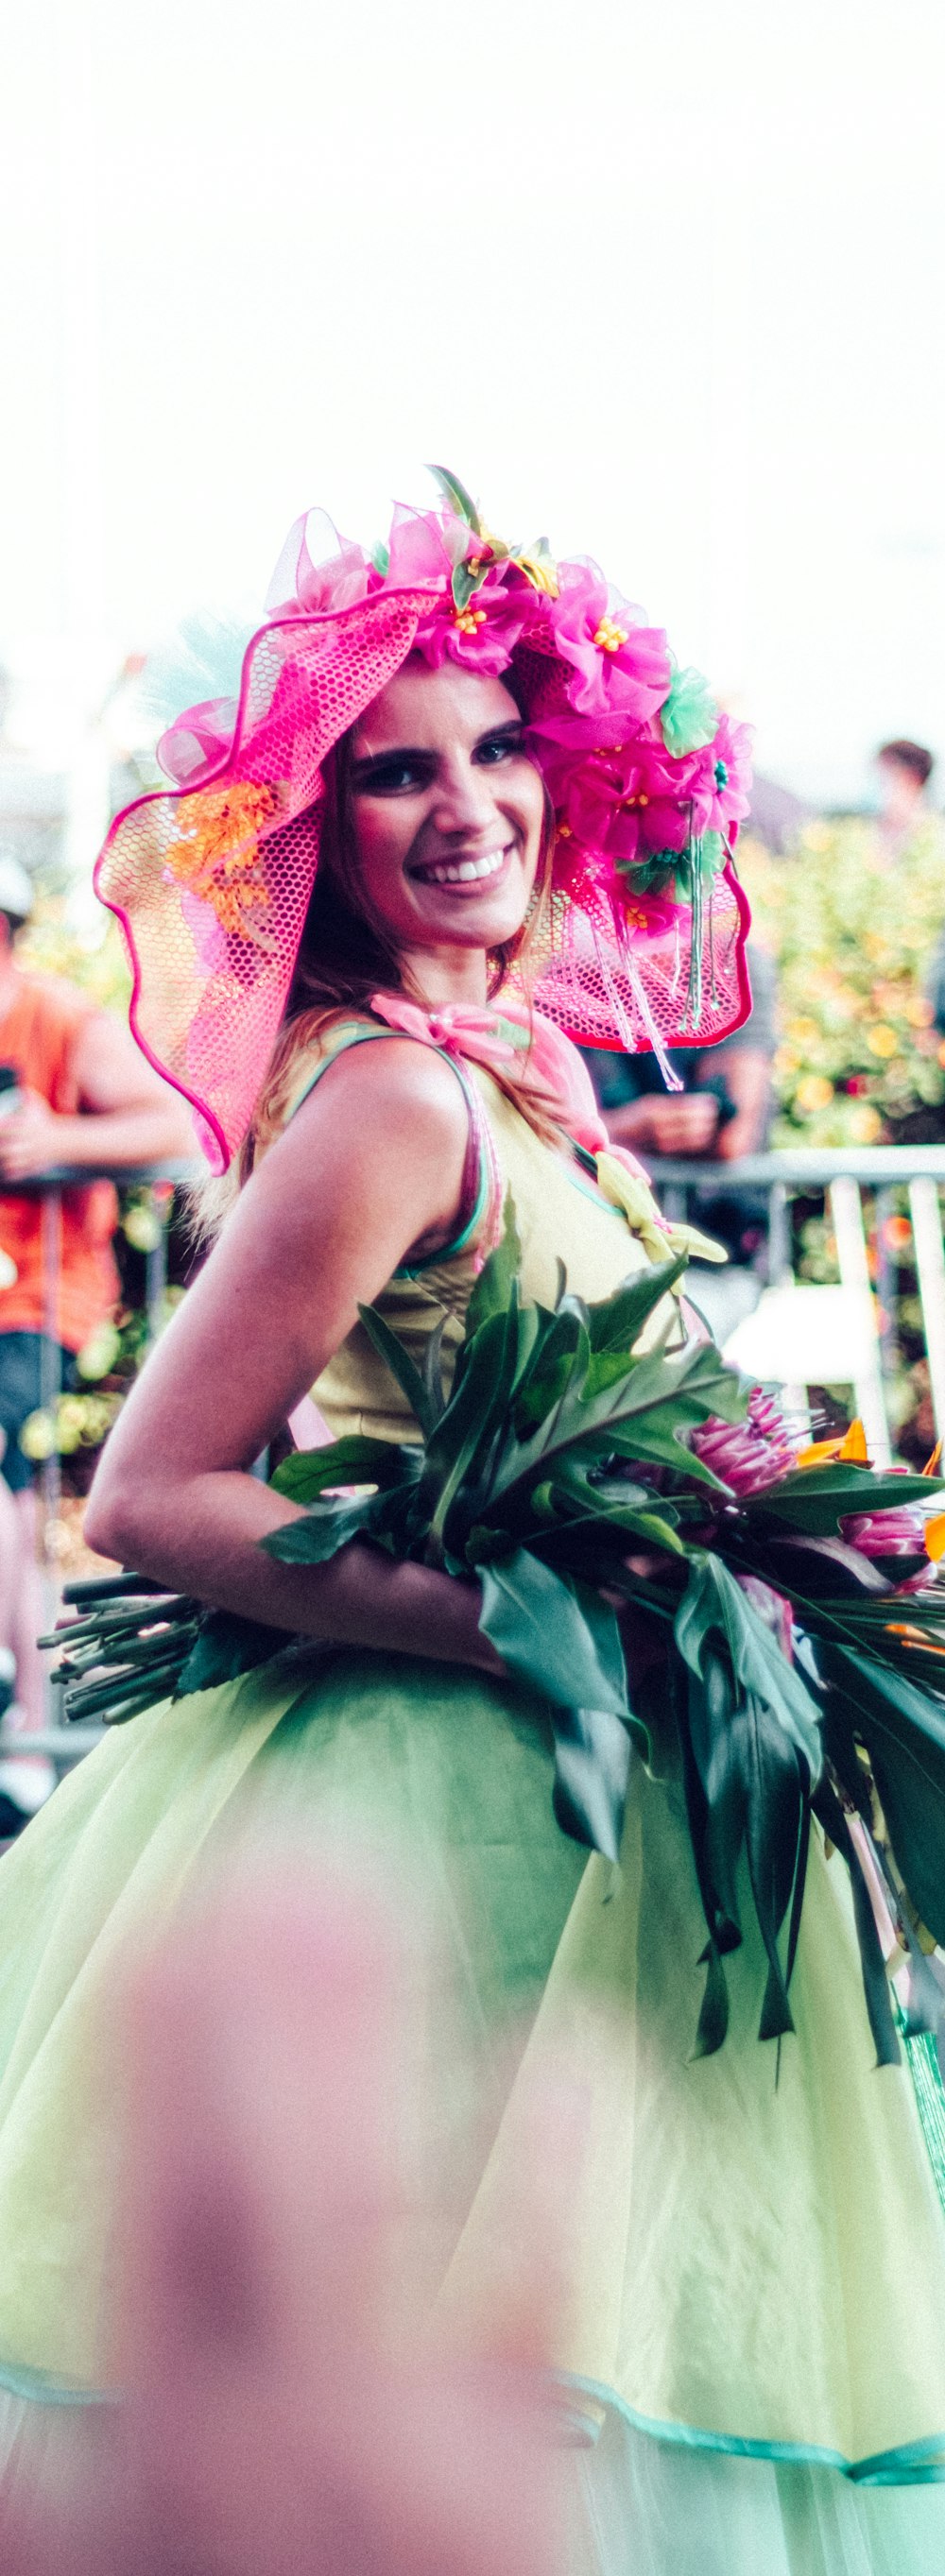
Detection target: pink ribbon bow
<box><xmin>369</xmin><ymin>990</ymin><xmax>648</xmax><ymax>1181</ymax></box>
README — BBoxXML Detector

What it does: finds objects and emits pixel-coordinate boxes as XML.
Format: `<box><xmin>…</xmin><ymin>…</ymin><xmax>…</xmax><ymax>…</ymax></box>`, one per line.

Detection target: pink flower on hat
<box><xmin>548</xmin><ymin>562</ymin><xmax>671</xmax><ymax>721</ymax></box>
<box><xmin>699</xmin><ymin>712</ymin><xmax>754</xmax><ymax>839</ymax></box>
<box><xmin>413</xmin><ymin>566</ymin><xmax>540</xmax><ymax>676</ymax></box>
<box><xmin>265</xmin><ymin>511</ymin><xmax>371</xmax><ymax>619</ymax></box>
<box><xmin>540</xmin><ymin>725</ymin><xmax>702</xmax><ymax>864</ymax></box>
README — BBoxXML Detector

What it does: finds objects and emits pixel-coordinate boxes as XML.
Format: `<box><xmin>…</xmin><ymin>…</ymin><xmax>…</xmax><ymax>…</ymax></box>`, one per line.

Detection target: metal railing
<box><xmin>1</xmin><ymin>1145</ymin><xmax>943</xmax><ymax>1785</ymax></box>
<box><xmin>0</xmin><ymin>1161</ymin><xmax>199</xmax><ymax>1785</ymax></box>
<box><xmin>648</xmin><ymin>1145</ymin><xmax>945</xmax><ymax>1458</ymax></box>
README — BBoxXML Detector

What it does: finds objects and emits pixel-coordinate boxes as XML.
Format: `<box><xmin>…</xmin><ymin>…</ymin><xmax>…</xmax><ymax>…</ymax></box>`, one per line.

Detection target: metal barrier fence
<box><xmin>648</xmin><ymin>1145</ymin><xmax>945</xmax><ymax>1459</ymax></box>
<box><xmin>0</xmin><ymin>1161</ymin><xmax>198</xmax><ymax>1783</ymax></box>
<box><xmin>1</xmin><ymin>1146</ymin><xmax>943</xmax><ymax>1782</ymax></box>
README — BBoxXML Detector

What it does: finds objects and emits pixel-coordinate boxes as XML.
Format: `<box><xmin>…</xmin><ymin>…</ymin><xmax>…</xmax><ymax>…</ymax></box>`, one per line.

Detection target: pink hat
<box><xmin>95</xmin><ymin>470</ymin><xmax>752</xmax><ymax>1171</ymax></box>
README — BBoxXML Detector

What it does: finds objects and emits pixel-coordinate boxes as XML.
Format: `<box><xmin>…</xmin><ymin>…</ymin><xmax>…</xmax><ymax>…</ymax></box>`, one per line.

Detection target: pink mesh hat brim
<box><xmin>97</xmin><ymin>506</ymin><xmax>753</xmax><ymax>1170</ymax></box>
<box><xmin>94</xmin><ymin>588</ymin><xmax>437</xmax><ymax>1170</ymax></box>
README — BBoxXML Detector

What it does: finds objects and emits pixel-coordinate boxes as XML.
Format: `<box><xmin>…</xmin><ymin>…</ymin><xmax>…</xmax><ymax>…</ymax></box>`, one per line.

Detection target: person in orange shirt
<box><xmin>0</xmin><ymin>856</ymin><xmax>193</xmax><ymax>1805</ymax></box>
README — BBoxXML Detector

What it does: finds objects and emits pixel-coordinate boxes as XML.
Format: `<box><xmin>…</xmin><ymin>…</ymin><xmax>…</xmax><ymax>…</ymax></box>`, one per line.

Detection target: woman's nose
<box><xmin>428</xmin><ymin>759</ymin><xmax>500</xmax><ymax>837</ymax></box>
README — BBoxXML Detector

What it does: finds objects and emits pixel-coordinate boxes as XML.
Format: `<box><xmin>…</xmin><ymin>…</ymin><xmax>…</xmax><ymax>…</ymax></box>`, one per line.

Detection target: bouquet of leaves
<box><xmin>48</xmin><ymin>1204</ymin><xmax>945</xmax><ymax>2064</ymax></box>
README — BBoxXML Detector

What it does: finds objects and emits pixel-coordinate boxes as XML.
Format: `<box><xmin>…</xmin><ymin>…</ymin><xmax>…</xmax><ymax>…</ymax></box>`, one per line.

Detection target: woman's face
<box><xmin>346</xmin><ymin>660</ymin><xmax>546</xmax><ymax>964</ymax></box>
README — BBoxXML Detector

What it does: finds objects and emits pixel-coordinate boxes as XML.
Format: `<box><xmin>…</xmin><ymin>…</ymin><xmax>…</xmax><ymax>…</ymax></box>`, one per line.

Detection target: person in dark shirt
<box><xmin>582</xmin><ymin>944</ymin><xmax>777</xmax><ymax>1338</ymax></box>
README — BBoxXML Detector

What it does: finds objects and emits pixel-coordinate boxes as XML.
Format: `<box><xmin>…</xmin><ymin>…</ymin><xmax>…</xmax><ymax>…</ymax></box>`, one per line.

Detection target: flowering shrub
<box><xmin>739</xmin><ymin>815</ymin><xmax>945</xmax><ymax>1149</ymax></box>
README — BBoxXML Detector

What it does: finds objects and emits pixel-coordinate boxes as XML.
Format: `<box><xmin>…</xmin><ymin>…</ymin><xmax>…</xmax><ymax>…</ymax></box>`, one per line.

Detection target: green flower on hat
<box><xmin>659</xmin><ymin>663</ymin><xmax>719</xmax><ymax>757</ymax></box>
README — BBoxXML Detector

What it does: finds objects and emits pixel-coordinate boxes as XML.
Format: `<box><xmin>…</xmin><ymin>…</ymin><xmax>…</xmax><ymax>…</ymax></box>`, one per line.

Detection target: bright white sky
<box><xmin>3</xmin><ymin>0</ymin><xmax>945</xmax><ymax>807</ymax></box>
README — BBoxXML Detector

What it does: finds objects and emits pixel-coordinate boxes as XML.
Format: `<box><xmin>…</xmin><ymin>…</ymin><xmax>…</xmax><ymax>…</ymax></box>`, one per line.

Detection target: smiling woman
<box><xmin>0</xmin><ymin>477</ymin><xmax>942</xmax><ymax>2576</ymax></box>
<box><xmin>346</xmin><ymin>663</ymin><xmax>547</xmax><ymax>964</ymax></box>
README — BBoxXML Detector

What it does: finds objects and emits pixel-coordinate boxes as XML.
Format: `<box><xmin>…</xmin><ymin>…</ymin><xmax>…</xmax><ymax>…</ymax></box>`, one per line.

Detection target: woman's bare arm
<box><xmin>85</xmin><ymin>1040</ymin><xmax>505</xmax><ymax>1676</ymax></box>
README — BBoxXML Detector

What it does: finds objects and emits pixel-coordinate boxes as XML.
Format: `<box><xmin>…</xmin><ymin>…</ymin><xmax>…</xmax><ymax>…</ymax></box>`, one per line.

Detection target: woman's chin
<box><xmin>404</xmin><ymin>868</ymin><xmax>535</xmax><ymax>951</ymax></box>
<box><xmin>410</xmin><ymin>897</ymin><xmax>528</xmax><ymax>950</ymax></box>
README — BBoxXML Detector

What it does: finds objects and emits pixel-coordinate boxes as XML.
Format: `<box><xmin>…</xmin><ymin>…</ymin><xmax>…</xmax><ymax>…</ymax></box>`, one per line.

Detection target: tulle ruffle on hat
<box><xmin>94</xmin><ymin>473</ymin><xmax>753</xmax><ymax>1171</ymax></box>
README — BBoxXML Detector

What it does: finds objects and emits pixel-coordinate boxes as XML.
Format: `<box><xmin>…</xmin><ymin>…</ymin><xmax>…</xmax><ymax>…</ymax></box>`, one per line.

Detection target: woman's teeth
<box><xmin>415</xmin><ymin>847</ymin><xmax>508</xmax><ymax>887</ymax></box>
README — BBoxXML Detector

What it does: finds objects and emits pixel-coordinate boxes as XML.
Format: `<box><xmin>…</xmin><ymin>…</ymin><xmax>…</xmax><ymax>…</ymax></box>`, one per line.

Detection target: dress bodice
<box><xmin>279</xmin><ymin>1020</ymin><xmax>652</xmax><ymax>1446</ymax></box>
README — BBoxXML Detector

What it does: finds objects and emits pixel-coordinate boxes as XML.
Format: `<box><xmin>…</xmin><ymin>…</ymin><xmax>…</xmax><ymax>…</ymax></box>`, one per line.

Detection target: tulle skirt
<box><xmin>571</xmin><ymin>2409</ymin><xmax>945</xmax><ymax>2575</ymax></box>
<box><xmin>0</xmin><ymin>1646</ymin><xmax>942</xmax><ymax>2570</ymax></box>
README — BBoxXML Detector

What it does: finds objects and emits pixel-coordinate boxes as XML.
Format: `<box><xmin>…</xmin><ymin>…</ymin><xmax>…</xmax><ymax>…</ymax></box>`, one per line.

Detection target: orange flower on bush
<box><xmin>165</xmin><ymin>780</ymin><xmax>278</xmax><ymax>942</ymax></box>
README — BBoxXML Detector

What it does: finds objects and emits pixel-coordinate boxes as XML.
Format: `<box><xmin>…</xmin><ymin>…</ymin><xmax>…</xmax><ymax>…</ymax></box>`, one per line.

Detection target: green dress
<box><xmin>0</xmin><ymin>1025</ymin><xmax>943</xmax><ymax>2571</ymax></box>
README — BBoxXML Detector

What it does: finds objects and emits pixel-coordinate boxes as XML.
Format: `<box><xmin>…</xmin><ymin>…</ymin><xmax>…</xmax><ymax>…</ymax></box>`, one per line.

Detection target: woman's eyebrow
<box><xmin>473</xmin><ymin>719</ymin><xmax>523</xmax><ymax>746</ymax></box>
<box><xmin>350</xmin><ymin>743</ymin><xmax>434</xmax><ymax>775</ymax></box>
<box><xmin>351</xmin><ymin>719</ymin><xmax>523</xmax><ymax>777</ymax></box>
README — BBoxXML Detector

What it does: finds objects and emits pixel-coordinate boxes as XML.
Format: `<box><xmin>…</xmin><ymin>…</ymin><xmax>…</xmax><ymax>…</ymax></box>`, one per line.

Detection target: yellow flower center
<box><xmin>593</xmin><ymin>617</ymin><xmax>628</xmax><ymax>654</ymax></box>
<box><xmin>454</xmin><ymin>604</ymin><xmax>488</xmax><ymax>636</ymax></box>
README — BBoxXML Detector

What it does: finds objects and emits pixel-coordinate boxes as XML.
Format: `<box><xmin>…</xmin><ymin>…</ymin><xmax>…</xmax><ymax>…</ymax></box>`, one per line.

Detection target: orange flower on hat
<box><xmin>165</xmin><ymin>780</ymin><xmax>279</xmax><ymax>943</ymax></box>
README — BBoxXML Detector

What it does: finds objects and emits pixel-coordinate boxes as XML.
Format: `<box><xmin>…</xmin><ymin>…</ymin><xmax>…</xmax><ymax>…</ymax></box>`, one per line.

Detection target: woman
<box><xmin>0</xmin><ymin>476</ymin><xmax>942</xmax><ymax>2574</ymax></box>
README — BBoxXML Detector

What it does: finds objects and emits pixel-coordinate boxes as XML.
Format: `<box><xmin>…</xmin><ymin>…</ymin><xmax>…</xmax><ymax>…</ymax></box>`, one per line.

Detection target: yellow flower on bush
<box><xmin>868</xmin><ymin>1023</ymin><xmax>899</xmax><ymax>1059</ymax></box>
<box><xmin>796</xmin><ymin>1074</ymin><xmax>834</xmax><ymax>1114</ymax></box>
<box><xmin>849</xmin><ymin>1102</ymin><xmax>884</xmax><ymax>1143</ymax></box>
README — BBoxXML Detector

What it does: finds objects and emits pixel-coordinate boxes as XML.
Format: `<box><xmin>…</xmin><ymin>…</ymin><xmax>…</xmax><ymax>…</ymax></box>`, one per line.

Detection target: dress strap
<box><xmin>284</xmin><ymin>1021</ymin><xmax>499</xmax><ymax>1273</ymax></box>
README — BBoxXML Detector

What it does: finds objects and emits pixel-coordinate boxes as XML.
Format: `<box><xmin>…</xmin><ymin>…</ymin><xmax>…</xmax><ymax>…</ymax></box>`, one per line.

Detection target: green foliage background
<box><xmin>739</xmin><ymin>817</ymin><xmax>945</xmax><ymax>1151</ymax></box>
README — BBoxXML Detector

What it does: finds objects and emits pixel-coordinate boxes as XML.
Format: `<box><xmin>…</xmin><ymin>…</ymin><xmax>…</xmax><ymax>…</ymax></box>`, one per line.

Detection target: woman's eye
<box><xmin>475</xmin><ymin>733</ymin><xmax>522</xmax><ymax>766</ymax></box>
<box><xmin>353</xmin><ymin>759</ymin><xmax>429</xmax><ymax>795</ymax></box>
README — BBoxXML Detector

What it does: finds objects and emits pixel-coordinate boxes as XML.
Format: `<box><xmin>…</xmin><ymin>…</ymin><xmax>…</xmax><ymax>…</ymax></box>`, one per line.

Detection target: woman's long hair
<box><xmin>193</xmin><ymin>725</ymin><xmax>559</xmax><ymax>1238</ymax></box>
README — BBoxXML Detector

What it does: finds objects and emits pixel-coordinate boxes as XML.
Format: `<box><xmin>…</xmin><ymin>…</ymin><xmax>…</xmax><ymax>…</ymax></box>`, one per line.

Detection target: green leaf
<box><xmin>426</xmin><ymin>463</ymin><xmax>482</xmax><ymax>533</ymax></box>
<box><xmin>422</xmin><ymin>1304</ymin><xmax>518</xmax><ymax>1556</ymax></box>
<box><xmin>478</xmin><ymin>1551</ymin><xmax>629</xmax><ymax>1716</ymax></box>
<box><xmin>452</xmin><ymin>559</ymin><xmax>485</xmax><ymax>612</ymax></box>
<box><xmin>421</xmin><ymin>1314</ymin><xmax>448</xmax><ymax>1426</ymax></box>
<box><xmin>585</xmin><ymin>1256</ymin><xmax>689</xmax><ymax>1354</ymax></box>
<box><xmin>675</xmin><ymin>1555</ymin><xmax>822</xmax><ymax>1778</ymax></box>
<box><xmin>582</xmin><ymin>1346</ymin><xmax>640</xmax><ymax>1401</ymax></box>
<box><xmin>270</xmin><ymin>1437</ymin><xmax>420</xmax><ymax>1504</ymax></box>
<box><xmin>495</xmin><ymin>1337</ymin><xmax>746</xmax><ymax>1503</ymax></box>
<box><xmin>748</xmin><ymin>1462</ymin><xmax>945</xmax><ymax>1534</ymax></box>
<box><xmin>511</xmin><ymin>1304</ymin><xmax>585</xmax><ymax>1435</ymax></box>
<box><xmin>357</xmin><ymin>1304</ymin><xmax>437</xmax><ymax>1438</ymax></box>
<box><xmin>674</xmin><ymin>1558</ymin><xmax>822</xmax><ymax>2047</ymax></box>
<box><xmin>262</xmin><ymin>1489</ymin><xmax>396</xmax><ymax>1566</ymax></box>
<box><xmin>549</xmin><ymin>1702</ymin><xmax>636</xmax><ymax>1864</ymax></box>
<box><xmin>175</xmin><ymin>1611</ymin><xmax>284</xmax><ymax>1698</ymax></box>
<box><xmin>463</xmin><ymin>1194</ymin><xmax>523</xmax><ymax>1341</ymax></box>
<box><xmin>818</xmin><ymin>1643</ymin><xmax>945</xmax><ymax>1947</ymax></box>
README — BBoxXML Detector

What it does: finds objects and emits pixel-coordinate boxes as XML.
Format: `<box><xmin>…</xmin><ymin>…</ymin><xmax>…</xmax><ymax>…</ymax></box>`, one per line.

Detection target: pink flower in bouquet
<box><xmin>549</xmin><ymin>562</ymin><xmax>671</xmax><ymax>721</ymax></box>
<box><xmin>841</xmin><ymin>1505</ymin><xmax>933</xmax><ymax>1561</ymax></box>
<box><xmin>690</xmin><ymin>1388</ymin><xmax>798</xmax><ymax>1497</ymax></box>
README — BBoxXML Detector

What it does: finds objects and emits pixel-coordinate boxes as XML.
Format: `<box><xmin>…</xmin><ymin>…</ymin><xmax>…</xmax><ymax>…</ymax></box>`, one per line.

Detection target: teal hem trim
<box><xmin>0</xmin><ymin>2355</ymin><xmax>116</xmax><ymax>2408</ymax></box>
<box><xmin>558</xmin><ymin>2375</ymin><xmax>945</xmax><ymax>2490</ymax></box>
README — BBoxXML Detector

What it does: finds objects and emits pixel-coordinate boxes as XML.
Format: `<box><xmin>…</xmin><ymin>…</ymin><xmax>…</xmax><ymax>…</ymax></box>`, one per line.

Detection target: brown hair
<box><xmin>878</xmin><ymin>739</ymin><xmax>935</xmax><ymax>789</ymax></box>
<box><xmin>195</xmin><ymin>723</ymin><xmax>561</xmax><ymax>1237</ymax></box>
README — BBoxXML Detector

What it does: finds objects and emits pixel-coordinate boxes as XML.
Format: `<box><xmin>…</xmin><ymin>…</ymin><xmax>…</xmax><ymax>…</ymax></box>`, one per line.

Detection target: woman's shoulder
<box><xmin>281</xmin><ymin>1013</ymin><xmax>471</xmax><ymax>1153</ymax></box>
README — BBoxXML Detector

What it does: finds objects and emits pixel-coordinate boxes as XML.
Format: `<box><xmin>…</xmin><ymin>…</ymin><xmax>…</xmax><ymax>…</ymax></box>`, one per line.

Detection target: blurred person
<box><xmin>581</xmin><ymin>944</ymin><xmax>777</xmax><ymax>1341</ymax></box>
<box><xmin>875</xmin><ymin>738</ymin><xmax>935</xmax><ymax>856</ymax></box>
<box><xmin>0</xmin><ymin>478</ymin><xmax>940</xmax><ymax>2576</ymax></box>
<box><xmin>0</xmin><ymin>1852</ymin><xmax>569</xmax><ymax>2576</ymax></box>
<box><xmin>0</xmin><ymin>853</ymin><xmax>193</xmax><ymax>1804</ymax></box>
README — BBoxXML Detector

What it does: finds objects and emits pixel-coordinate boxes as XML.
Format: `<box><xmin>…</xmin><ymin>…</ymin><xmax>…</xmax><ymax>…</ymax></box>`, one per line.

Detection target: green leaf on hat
<box><xmin>426</xmin><ymin>464</ymin><xmax>482</xmax><ymax>534</ymax></box>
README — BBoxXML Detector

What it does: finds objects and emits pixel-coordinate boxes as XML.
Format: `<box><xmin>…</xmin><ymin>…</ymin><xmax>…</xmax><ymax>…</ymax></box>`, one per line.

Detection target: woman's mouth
<box><xmin>408</xmin><ymin>844</ymin><xmax>512</xmax><ymax>890</ymax></box>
